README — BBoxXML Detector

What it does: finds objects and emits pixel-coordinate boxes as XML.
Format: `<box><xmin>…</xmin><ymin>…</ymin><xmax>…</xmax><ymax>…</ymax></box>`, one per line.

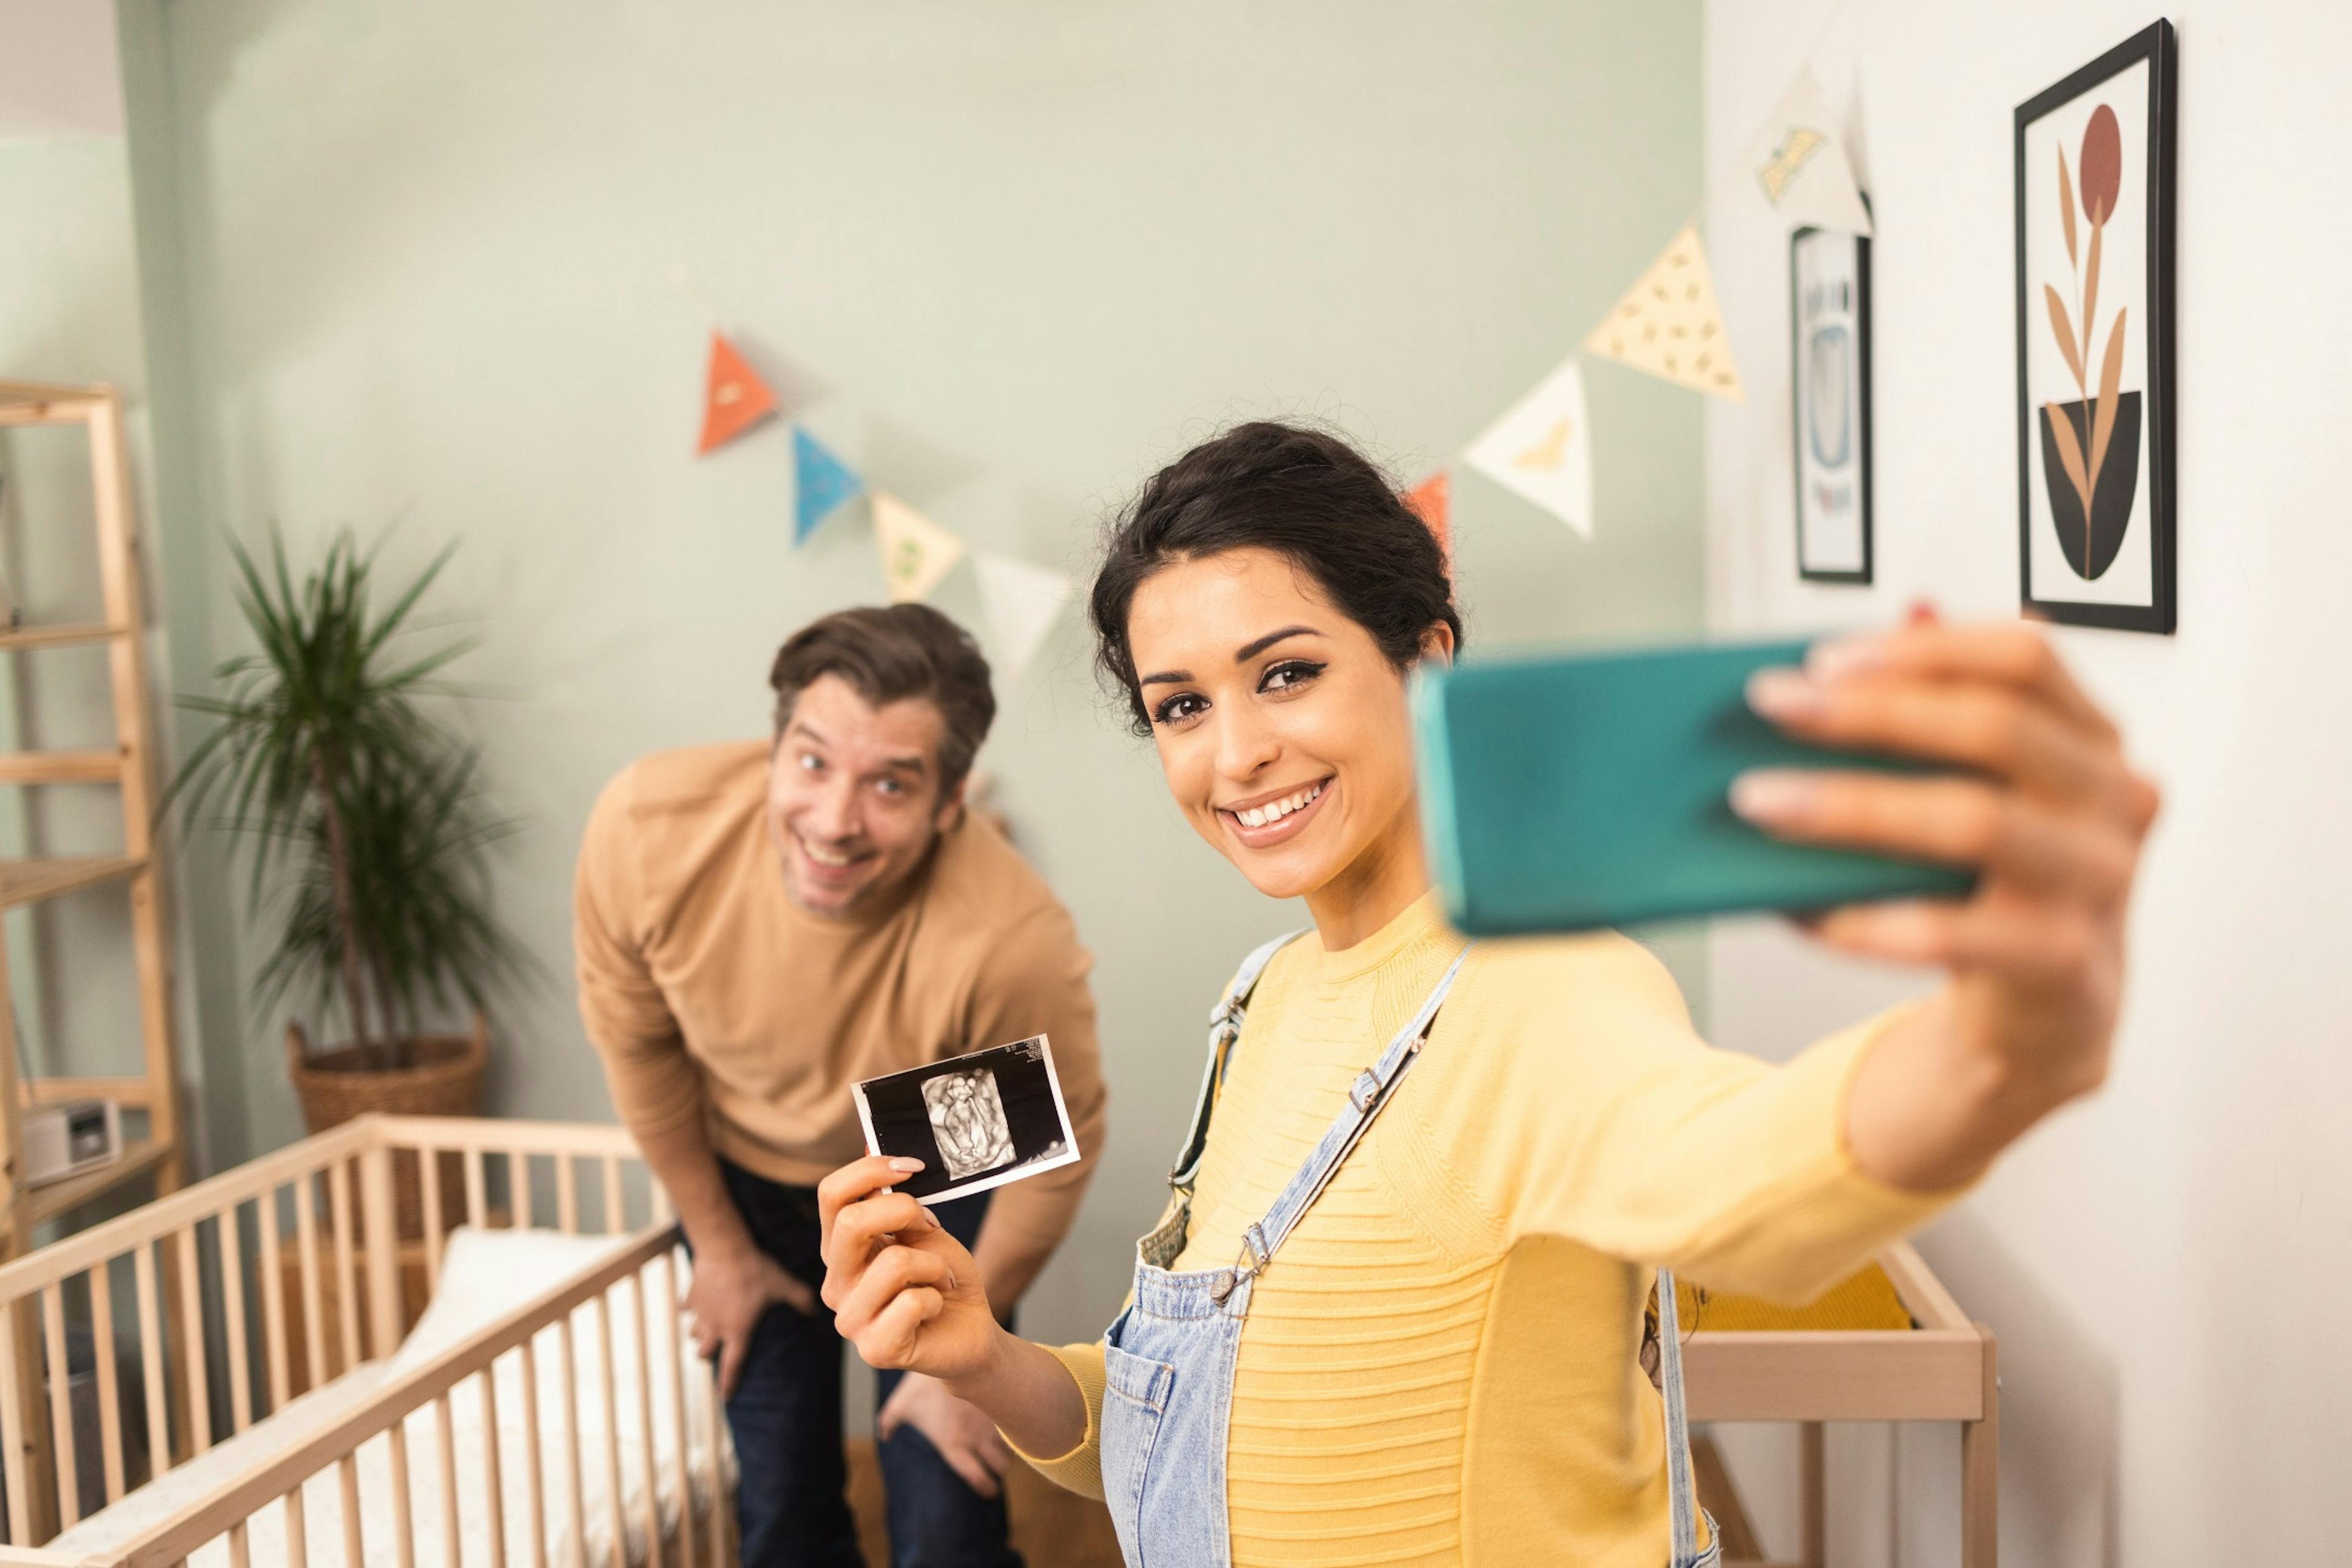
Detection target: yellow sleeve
<box><xmin>1001</xmin><ymin>1342</ymin><xmax>1108</xmax><ymax>1500</ymax></box>
<box><xmin>1430</xmin><ymin>937</ymin><xmax>1967</xmax><ymax>1305</ymax></box>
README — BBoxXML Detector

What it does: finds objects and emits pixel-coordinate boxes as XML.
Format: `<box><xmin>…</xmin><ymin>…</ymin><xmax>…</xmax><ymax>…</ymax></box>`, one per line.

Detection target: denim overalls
<box><xmin>1098</xmin><ymin>933</ymin><xmax>1719</xmax><ymax>1568</ymax></box>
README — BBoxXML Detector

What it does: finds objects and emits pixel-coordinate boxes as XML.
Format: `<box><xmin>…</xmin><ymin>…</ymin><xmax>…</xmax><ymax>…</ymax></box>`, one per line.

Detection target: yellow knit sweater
<box><xmin>1020</xmin><ymin>894</ymin><xmax>1958</xmax><ymax>1566</ymax></box>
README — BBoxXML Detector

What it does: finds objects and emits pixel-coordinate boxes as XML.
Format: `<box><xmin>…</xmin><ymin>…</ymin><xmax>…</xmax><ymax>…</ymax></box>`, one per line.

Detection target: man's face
<box><xmin>767</xmin><ymin>674</ymin><xmax>964</xmax><ymax>918</ymax></box>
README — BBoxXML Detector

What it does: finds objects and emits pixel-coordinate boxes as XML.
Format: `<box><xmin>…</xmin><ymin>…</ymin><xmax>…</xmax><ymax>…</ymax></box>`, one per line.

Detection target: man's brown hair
<box><xmin>768</xmin><ymin>605</ymin><xmax>997</xmax><ymax>791</ymax></box>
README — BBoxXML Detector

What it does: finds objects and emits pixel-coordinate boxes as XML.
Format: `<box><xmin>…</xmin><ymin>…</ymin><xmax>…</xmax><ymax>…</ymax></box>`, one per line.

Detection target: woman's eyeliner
<box><xmin>1152</xmin><ymin>661</ymin><xmax>1325</xmax><ymax>728</ymax></box>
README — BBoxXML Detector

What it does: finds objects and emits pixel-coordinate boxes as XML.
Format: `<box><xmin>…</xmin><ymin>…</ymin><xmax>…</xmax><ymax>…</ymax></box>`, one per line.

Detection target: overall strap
<box><xmin>1210</xmin><ymin>945</ymin><xmax>1471</xmax><ymax>1305</ymax></box>
<box><xmin>1167</xmin><ymin>930</ymin><xmax>1308</xmax><ymax>1197</ymax></box>
<box><xmin>1654</xmin><ymin>1268</ymin><xmax>1705</xmax><ymax>1566</ymax></box>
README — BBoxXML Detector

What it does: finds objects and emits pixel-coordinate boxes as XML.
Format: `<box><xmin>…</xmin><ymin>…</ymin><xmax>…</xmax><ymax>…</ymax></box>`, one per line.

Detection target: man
<box><xmin>575</xmin><ymin>605</ymin><xmax>1106</xmax><ymax>1568</ymax></box>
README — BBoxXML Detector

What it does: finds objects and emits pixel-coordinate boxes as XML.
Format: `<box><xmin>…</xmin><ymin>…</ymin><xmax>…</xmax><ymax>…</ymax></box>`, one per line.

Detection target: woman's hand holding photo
<box><xmin>1733</xmin><ymin>610</ymin><xmax>2163</xmax><ymax>1192</ymax></box>
<box><xmin>818</xmin><ymin>1155</ymin><xmax>1090</xmax><ymax>1461</ymax></box>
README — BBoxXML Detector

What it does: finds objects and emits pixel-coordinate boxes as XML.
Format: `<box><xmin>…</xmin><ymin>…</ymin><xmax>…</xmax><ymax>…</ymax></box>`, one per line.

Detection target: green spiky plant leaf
<box><xmin>164</xmin><ymin>529</ymin><xmax>531</xmax><ymax>1070</ymax></box>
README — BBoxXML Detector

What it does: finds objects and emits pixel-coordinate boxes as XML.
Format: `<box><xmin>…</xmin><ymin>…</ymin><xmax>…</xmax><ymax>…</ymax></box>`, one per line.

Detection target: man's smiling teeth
<box><xmin>801</xmin><ymin>838</ymin><xmax>857</xmax><ymax>867</ymax></box>
<box><xmin>1234</xmin><ymin>782</ymin><xmax>1324</xmax><ymax>829</ymax></box>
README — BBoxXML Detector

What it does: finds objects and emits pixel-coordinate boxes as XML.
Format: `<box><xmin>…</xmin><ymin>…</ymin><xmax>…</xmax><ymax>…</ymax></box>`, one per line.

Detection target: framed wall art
<box><xmin>1792</xmin><ymin>209</ymin><xmax>1872</xmax><ymax>582</ymax></box>
<box><xmin>2014</xmin><ymin>19</ymin><xmax>2177</xmax><ymax>633</ymax></box>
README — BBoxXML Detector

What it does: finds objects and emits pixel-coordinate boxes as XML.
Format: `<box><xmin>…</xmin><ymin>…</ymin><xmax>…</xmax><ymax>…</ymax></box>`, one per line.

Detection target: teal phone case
<box><xmin>1412</xmin><ymin>639</ymin><xmax>1975</xmax><ymax>935</ymax></box>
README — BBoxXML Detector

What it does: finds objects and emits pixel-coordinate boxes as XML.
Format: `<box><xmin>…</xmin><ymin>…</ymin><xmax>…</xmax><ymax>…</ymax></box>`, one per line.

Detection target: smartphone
<box><xmin>1411</xmin><ymin>638</ymin><xmax>1975</xmax><ymax>935</ymax></box>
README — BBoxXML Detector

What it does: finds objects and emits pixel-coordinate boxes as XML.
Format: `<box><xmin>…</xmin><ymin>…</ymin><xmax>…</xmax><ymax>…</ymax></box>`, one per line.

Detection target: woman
<box><xmin>818</xmin><ymin>422</ymin><xmax>2157</xmax><ymax>1566</ymax></box>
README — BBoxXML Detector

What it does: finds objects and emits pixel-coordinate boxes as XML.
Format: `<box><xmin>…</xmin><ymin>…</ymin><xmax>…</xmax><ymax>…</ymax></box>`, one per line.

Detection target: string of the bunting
<box><xmin>1441</xmin><ymin>45</ymin><xmax>1872</xmax><ymax>543</ymax></box>
<box><xmin>671</xmin><ymin>267</ymin><xmax>1077</xmax><ymax>681</ymax></box>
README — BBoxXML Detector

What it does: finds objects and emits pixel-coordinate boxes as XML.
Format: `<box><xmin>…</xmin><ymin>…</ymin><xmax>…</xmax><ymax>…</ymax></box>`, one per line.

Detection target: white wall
<box><xmin>1704</xmin><ymin>4</ymin><xmax>2352</xmax><ymax>1564</ymax></box>
<box><xmin>123</xmin><ymin>0</ymin><xmax>1708</xmax><ymax>1360</ymax></box>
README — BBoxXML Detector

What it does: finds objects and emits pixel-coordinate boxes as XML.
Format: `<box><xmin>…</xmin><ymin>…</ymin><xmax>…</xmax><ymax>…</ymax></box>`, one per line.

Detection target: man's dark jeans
<box><xmin>717</xmin><ymin>1159</ymin><xmax>1023</xmax><ymax>1568</ymax></box>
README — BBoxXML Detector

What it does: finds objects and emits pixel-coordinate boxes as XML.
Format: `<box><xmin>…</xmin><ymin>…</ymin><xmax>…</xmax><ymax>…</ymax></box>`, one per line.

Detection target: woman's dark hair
<box><xmin>769</xmin><ymin>604</ymin><xmax>995</xmax><ymax>790</ymax></box>
<box><xmin>1090</xmin><ymin>421</ymin><xmax>1463</xmax><ymax>735</ymax></box>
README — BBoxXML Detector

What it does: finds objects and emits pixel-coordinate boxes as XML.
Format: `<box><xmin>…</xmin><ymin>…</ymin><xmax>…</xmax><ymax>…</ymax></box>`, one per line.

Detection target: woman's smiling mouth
<box><xmin>1218</xmin><ymin>778</ymin><xmax>1332</xmax><ymax>848</ymax></box>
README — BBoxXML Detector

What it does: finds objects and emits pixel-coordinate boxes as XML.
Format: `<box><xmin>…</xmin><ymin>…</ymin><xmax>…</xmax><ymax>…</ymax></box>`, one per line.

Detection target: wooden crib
<box><xmin>0</xmin><ymin>1114</ymin><xmax>736</xmax><ymax>1567</ymax></box>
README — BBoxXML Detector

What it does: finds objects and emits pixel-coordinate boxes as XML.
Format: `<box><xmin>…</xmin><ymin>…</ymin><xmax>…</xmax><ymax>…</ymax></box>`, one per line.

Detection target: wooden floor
<box><xmin>845</xmin><ymin>1437</ymin><xmax>1126</xmax><ymax>1568</ymax></box>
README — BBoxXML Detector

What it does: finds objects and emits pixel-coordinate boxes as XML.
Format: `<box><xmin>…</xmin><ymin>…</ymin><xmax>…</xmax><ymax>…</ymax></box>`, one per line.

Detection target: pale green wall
<box><xmin>118</xmin><ymin>0</ymin><xmax>1703</xmax><ymax>1348</ymax></box>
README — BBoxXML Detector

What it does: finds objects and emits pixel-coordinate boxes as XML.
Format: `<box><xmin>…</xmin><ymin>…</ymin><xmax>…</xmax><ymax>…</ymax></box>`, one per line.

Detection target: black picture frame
<box><xmin>2013</xmin><ymin>19</ymin><xmax>2177</xmax><ymax>633</ymax></box>
<box><xmin>1792</xmin><ymin>211</ymin><xmax>1873</xmax><ymax>584</ymax></box>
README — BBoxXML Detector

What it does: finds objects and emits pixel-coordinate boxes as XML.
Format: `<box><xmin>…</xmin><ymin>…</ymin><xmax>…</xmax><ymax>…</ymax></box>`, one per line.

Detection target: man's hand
<box><xmin>876</xmin><ymin>1371</ymin><xmax>1016</xmax><ymax>1498</ymax></box>
<box><xmin>685</xmin><ymin>1243</ymin><xmax>818</xmax><ymax>1399</ymax></box>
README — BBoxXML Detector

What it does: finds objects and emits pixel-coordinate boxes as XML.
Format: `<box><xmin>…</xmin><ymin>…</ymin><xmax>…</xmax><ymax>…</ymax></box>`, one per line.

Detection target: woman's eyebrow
<box><xmin>1235</xmin><ymin>625</ymin><xmax>1321</xmax><ymax>662</ymax></box>
<box><xmin>1137</xmin><ymin>625</ymin><xmax>1323</xmax><ymax>687</ymax></box>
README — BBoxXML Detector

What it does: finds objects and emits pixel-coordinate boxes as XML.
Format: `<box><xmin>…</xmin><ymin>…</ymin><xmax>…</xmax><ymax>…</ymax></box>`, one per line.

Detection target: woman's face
<box><xmin>1125</xmin><ymin>547</ymin><xmax>1443</xmax><ymax>904</ymax></box>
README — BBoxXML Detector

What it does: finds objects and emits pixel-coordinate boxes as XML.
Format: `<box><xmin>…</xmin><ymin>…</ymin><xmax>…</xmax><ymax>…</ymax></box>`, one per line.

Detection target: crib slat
<box><xmin>0</xmin><ymin>1298</ymin><xmax>31</xmax><ymax>1544</ymax></box>
<box><xmin>135</xmin><ymin>1243</ymin><xmax>172</xmax><ymax>1478</ymax></box>
<box><xmin>464</xmin><ymin>1148</ymin><xmax>489</xmax><ymax>1229</ymax></box>
<box><xmin>295</xmin><ymin>1174</ymin><xmax>328</xmax><ymax>1392</ymax></box>
<box><xmin>421</xmin><ymin>1148</ymin><xmax>446</xmax><ymax>1291</ymax></box>
<box><xmin>479</xmin><ymin>1366</ymin><xmax>508</xmax><ymax>1568</ymax></box>
<box><xmin>285</xmin><ymin>1481</ymin><xmax>309</xmax><ymax>1568</ymax></box>
<box><xmin>389</xmin><ymin>1422</ymin><xmax>418</xmax><ymax>1568</ymax></box>
<box><xmin>628</xmin><ymin>1272</ymin><xmax>659</xmax><ymax>1561</ymax></box>
<box><xmin>360</xmin><ymin>1144</ymin><xmax>402</xmax><ymax>1364</ymax></box>
<box><xmin>258</xmin><ymin>1205</ymin><xmax>291</xmax><ymax>1415</ymax></box>
<box><xmin>221</xmin><ymin>1207</ymin><xmax>255</xmax><ymax>1433</ymax></box>
<box><xmin>42</xmin><ymin>1286</ymin><xmax>80</xmax><ymax>1528</ymax></box>
<box><xmin>600</xmin><ymin>1157</ymin><xmax>624</xmax><ymax>1237</ymax></box>
<box><xmin>556</xmin><ymin>1156</ymin><xmax>578</xmax><ymax>1235</ymax></box>
<box><xmin>339</xmin><ymin>1449</ymin><xmax>364</xmax><ymax>1567</ymax></box>
<box><xmin>226</xmin><ymin>1515</ymin><xmax>251</xmax><ymax>1568</ymax></box>
<box><xmin>696</xmin><ymin>1285</ymin><xmax>729</xmax><ymax>1568</ymax></box>
<box><xmin>434</xmin><ymin>1392</ymin><xmax>461</xmax><ymax>1567</ymax></box>
<box><xmin>91</xmin><ymin>1259</ymin><xmax>126</xmax><ymax>1503</ymax></box>
<box><xmin>328</xmin><ymin>1159</ymin><xmax>363</xmax><ymax>1375</ymax></box>
<box><xmin>507</xmin><ymin>1151</ymin><xmax>529</xmax><ymax>1228</ymax></box>
<box><xmin>657</xmin><ymin>1248</ymin><xmax>695</xmax><ymax>1568</ymax></box>
<box><xmin>594</xmin><ymin>1293</ymin><xmax>625</xmax><ymax>1566</ymax></box>
<box><xmin>176</xmin><ymin>1224</ymin><xmax>213</xmax><ymax>1455</ymax></box>
<box><xmin>519</xmin><ymin>1336</ymin><xmax>549</xmax><ymax>1568</ymax></box>
<box><xmin>557</xmin><ymin>1315</ymin><xmax>586</xmax><ymax>1568</ymax></box>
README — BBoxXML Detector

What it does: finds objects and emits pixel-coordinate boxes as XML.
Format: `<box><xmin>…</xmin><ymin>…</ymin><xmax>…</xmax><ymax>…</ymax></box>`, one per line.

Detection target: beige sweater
<box><xmin>573</xmin><ymin>741</ymin><xmax>1106</xmax><ymax>1257</ymax></box>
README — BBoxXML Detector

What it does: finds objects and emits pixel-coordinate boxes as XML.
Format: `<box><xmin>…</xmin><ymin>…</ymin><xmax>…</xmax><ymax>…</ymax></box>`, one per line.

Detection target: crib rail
<box><xmin>0</xmin><ymin>1116</ymin><xmax>735</xmax><ymax>1567</ymax></box>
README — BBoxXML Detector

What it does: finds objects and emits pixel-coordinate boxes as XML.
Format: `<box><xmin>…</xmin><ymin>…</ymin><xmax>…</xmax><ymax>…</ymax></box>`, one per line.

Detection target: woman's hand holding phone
<box><xmin>1734</xmin><ymin>609</ymin><xmax>2162</xmax><ymax>1190</ymax></box>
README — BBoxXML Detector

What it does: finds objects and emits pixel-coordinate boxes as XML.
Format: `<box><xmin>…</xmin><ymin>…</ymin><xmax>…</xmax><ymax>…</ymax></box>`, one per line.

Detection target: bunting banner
<box><xmin>1403</xmin><ymin>472</ymin><xmax>1452</xmax><ymax>560</ymax></box>
<box><xmin>793</xmin><ymin>426</ymin><xmax>864</xmax><ymax>543</ymax></box>
<box><xmin>1741</xmin><ymin>66</ymin><xmax>1874</xmax><ymax>236</ymax></box>
<box><xmin>872</xmin><ymin>491</ymin><xmax>966</xmax><ymax>604</ymax></box>
<box><xmin>696</xmin><ymin>334</ymin><xmax>778</xmax><ymax>455</ymax></box>
<box><xmin>974</xmin><ymin>551</ymin><xmax>1076</xmax><ymax>685</ymax></box>
<box><xmin>1581</xmin><ymin>226</ymin><xmax>1744</xmax><ymax>401</ymax></box>
<box><xmin>1462</xmin><ymin>356</ymin><xmax>1595</xmax><ymax>537</ymax></box>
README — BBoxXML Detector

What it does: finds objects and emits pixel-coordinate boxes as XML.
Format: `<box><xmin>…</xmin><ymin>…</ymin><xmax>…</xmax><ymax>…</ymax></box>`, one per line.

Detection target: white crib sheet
<box><xmin>53</xmin><ymin>1226</ymin><xmax>728</xmax><ymax>1567</ymax></box>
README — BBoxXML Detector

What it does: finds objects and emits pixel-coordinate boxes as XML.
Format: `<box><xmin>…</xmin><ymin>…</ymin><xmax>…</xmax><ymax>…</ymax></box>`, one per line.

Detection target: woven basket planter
<box><xmin>286</xmin><ymin>1014</ymin><xmax>488</xmax><ymax>1238</ymax></box>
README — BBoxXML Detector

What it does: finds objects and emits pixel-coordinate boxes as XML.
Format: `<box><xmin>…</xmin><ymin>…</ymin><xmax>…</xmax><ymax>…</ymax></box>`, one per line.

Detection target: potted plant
<box><xmin>168</xmin><ymin>530</ymin><xmax>527</xmax><ymax>1221</ymax></box>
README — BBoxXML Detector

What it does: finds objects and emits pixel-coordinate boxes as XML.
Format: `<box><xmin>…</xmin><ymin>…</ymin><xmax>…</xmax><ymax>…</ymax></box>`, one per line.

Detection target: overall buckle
<box><xmin>1209</xmin><ymin>1223</ymin><xmax>1273</xmax><ymax>1304</ymax></box>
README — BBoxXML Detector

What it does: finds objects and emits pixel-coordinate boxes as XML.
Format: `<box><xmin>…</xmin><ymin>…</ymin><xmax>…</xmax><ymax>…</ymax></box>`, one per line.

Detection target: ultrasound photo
<box><xmin>853</xmin><ymin>1035</ymin><xmax>1081</xmax><ymax>1205</ymax></box>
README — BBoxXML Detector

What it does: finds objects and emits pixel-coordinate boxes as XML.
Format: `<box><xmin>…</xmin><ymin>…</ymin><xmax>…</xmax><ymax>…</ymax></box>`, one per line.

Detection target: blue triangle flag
<box><xmin>793</xmin><ymin>427</ymin><xmax>864</xmax><ymax>544</ymax></box>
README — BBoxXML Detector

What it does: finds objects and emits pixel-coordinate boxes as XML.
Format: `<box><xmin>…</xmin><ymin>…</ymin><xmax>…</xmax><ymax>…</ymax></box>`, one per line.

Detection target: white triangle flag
<box><xmin>1462</xmin><ymin>355</ymin><xmax>1595</xmax><ymax>537</ymax></box>
<box><xmin>871</xmin><ymin>491</ymin><xmax>965</xmax><ymax>605</ymax></box>
<box><xmin>1741</xmin><ymin>66</ymin><xmax>1873</xmax><ymax>236</ymax></box>
<box><xmin>974</xmin><ymin>551</ymin><xmax>1076</xmax><ymax>684</ymax></box>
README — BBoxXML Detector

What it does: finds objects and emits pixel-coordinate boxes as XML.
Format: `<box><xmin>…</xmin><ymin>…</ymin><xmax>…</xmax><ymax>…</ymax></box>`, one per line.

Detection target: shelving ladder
<box><xmin>0</xmin><ymin>379</ymin><xmax>184</xmax><ymax>1256</ymax></box>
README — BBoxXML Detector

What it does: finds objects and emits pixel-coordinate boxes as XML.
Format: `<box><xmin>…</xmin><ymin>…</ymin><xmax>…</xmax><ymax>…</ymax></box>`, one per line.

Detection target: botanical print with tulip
<box><xmin>2037</xmin><ymin>99</ymin><xmax>2144</xmax><ymax>585</ymax></box>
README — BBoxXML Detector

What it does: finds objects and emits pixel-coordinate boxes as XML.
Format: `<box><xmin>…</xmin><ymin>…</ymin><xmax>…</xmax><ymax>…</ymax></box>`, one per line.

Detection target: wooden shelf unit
<box><xmin>0</xmin><ymin>379</ymin><xmax>185</xmax><ymax>1251</ymax></box>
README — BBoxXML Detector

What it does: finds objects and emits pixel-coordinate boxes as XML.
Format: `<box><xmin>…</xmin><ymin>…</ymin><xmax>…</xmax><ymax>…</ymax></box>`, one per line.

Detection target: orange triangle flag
<box><xmin>696</xmin><ymin>334</ymin><xmax>778</xmax><ymax>455</ymax></box>
<box><xmin>1404</xmin><ymin>471</ymin><xmax>1451</xmax><ymax>561</ymax></box>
